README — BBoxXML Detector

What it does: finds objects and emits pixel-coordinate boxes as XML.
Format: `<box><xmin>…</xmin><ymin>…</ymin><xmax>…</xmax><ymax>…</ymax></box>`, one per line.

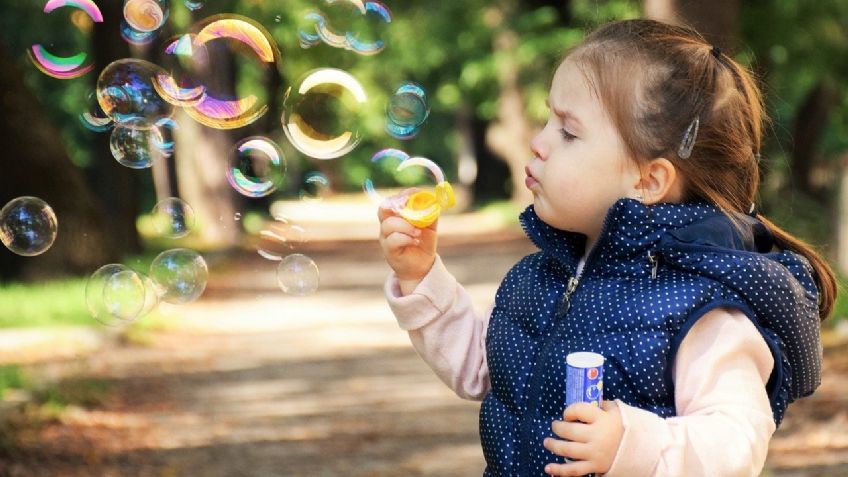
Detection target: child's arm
<box><xmin>604</xmin><ymin>307</ymin><xmax>775</xmax><ymax>477</ymax></box>
<box><xmin>384</xmin><ymin>255</ymin><xmax>491</xmax><ymax>400</ymax></box>
<box><xmin>378</xmin><ymin>203</ymin><xmax>490</xmax><ymax>401</ymax></box>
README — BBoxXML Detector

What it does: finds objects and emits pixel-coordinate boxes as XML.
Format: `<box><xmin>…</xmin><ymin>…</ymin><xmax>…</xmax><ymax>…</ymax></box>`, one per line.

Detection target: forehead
<box><xmin>549</xmin><ymin>59</ymin><xmax>606</xmax><ymax>124</ymax></box>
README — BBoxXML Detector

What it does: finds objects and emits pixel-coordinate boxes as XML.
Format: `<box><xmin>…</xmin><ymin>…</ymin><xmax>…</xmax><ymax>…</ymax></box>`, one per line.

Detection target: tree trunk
<box><xmin>643</xmin><ymin>0</ymin><xmax>739</xmax><ymax>52</ymax></box>
<box><xmin>88</xmin><ymin>0</ymin><xmax>142</xmax><ymax>257</ymax></box>
<box><xmin>485</xmin><ymin>15</ymin><xmax>535</xmax><ymax>206</ymax></box>
<box><xmin>790</xmin><ymin>81</ymin><xmax>836</xmax><ymax>198</ymax></box>
<box><xmin>0</xmin><ymin>41</ymin><xmax>115</xmax><ymax>280</ymax></box>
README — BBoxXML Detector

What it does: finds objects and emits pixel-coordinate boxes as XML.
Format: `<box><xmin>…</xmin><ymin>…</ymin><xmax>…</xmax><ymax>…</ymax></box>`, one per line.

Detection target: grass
<box><xmin>0</xmin><ymin>278</ymin><xmax>91</xmax><ymax>329</ymax></box>
<box><xmin>0</xmin><ymin>365</ymin><xmax>26</xmax><ymax>398</ymax></box>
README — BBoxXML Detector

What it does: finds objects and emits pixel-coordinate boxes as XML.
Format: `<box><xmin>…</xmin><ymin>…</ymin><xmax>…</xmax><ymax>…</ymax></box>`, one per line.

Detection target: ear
<box><xmin>633</xmin><ymin>158</ymin><xmax>683</xmax><ymax>205</ymax></box>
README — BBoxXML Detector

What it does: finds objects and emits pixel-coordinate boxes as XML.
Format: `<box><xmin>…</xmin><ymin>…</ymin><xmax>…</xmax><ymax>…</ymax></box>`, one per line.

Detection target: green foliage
<box><xmin>0</xmin><ymin>365</ymin><xmax>26</xmax><ymax>398</ymax></box>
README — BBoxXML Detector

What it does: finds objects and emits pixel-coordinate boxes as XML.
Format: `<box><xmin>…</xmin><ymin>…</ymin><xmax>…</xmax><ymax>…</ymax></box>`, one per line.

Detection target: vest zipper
<box><xmin>557</xmin><ymin>276</ymin><xmax>580</xmax><ymax>316</ymax></box>
<box><xmin>647</xmin><ymin>251</ymin><xmax>660</xmax><ymax>279</ymax></box>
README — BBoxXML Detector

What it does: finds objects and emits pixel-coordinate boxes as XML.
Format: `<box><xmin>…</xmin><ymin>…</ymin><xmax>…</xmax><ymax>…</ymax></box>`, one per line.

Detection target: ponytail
<box><xmin>756</xmin><ymin>214</ymin><xmax>837</xmax><ymax>321</ymax></box>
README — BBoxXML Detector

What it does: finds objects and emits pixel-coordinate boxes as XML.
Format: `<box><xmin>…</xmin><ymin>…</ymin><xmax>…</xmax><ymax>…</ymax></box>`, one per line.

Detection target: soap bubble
<box><xmin>153</xmin><ymin>34</ymin><xmax>208</xmax><ymax>108</ymax></box>
<box><xmin>79</xmin><ymin>92</ymin><xmax>114</xmax><ymax>133</ymax></box>
<box><xmin>185</xmin><ymin>1</ymin><xmax>203</xmax><ymax>11</ymax></box>
<box><xmin>282</xmin><ymin>68</ymin><xmax>366</xmax><ymax>160</ymax></box>
<box><xmin>298</xmin><ymin>1</ymin><xmax>391</xmax><ymax>56</ymax></box>
<box><xmin>346</xmin><ymin>1</ymin><xmax>392</xmax><ymax>56</ymax></box>
<box><xmin>97</xmin><ymin>58</ymin><xmax>175</xmax><ymax>129</ymax></box>
<box><xmin>386</xmin><ymin>82</ymin><xmax>429</xmax><ymax>140</ymax></box>
<box><xmin>276</xmin><ymin>254</ymin><xmax>319</xmax><ymax>296</ymax></box>
<box><xmin>226</xmin><ymin>137</ymin><xmax>286</xmax><ymax>198</ymax></box>
<box><xmin>0</xmin><ymin>197</ymin><xmax>58</xmax><ymax>257</ymax></box>
<box><xmin>123</xmin><ymin>0</ymin><xmax>169</xmax><ymax>33</ymax></box>
<box><xmin>109</xmin><ymin>124</ymin><xmax>165</xmax><ymax>169</ymax></box>
<box><xmin>86</xmin><ymin>264</ymin><xmax>145</xmax><ymax>326</ymax></box>
<box><xmin>149</xmin><ymin>248</ymin><xmax>208</xmax><ymax>304</ymax></box>
<box><xmin>257</xmin><ymin>217</ymin><xmax>308</xmax><ymax>261</ymax></box>
<box><xmin>362</xmin><ymin>148</ymin><xmax>410</xmax><ymax>205</ymax></box>
<box><xmin>151</xmin><ymin>198</ymin><xmax>195</xmax><ymax>238</ymax></box>
<box><xmin>299</xmin><ymin>172</ymin><xmax>331</xmax><ymax>201</ymax></box>
<box><xmin>183</xmin><ymin>15</ymin><xmax>280</xmax><ymax>129</ymax></box>
<box><xmin>102</xmin><ymin>269</ymin><xmax>147</xmax><ymax>321</ymax></box>
<box><xmin>120</xmin><ymin>19</ymin><xmax>157</xmax><ymax>46</ymax></box>
<box><xmin>28</xmin><ymin>0</ymin><xmax>103</xmax><ymax>79</ymax></box>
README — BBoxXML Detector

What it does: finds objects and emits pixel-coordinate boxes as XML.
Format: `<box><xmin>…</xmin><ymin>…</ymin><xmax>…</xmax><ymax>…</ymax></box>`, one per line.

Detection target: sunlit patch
<box><xmin>282</xmin><ymin>68</ymin><xmax>366</xmax><ymax>160</ymax></box>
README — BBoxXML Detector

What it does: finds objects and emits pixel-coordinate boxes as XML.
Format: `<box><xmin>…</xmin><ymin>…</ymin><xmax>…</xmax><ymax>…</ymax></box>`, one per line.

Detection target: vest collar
<box><xmin>519</xmin><ymin>198</ymin><xmax>767</xmax><ymax>275</ymax></box>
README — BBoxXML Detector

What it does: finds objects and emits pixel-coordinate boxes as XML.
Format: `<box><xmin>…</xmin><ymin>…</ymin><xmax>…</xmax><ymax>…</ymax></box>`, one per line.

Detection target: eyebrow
<box><xmin>545</xmin><ymin>98</ymin><xmax>585</xmax><ymax>130</ymax></box>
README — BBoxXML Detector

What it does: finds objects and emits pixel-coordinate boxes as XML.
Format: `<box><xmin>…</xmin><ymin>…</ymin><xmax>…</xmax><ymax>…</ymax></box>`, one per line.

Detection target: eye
<box><xmin>559</xmin><ymin>128</ymin><xmax>577</xmax><ymax>141</ymax></box>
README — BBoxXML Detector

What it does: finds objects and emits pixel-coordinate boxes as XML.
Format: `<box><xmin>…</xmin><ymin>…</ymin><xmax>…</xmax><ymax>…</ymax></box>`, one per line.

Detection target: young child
<box><xmin>378</xmin><ymin>19</ymin><xmax>835</xmax><ymax>477</ymax></box>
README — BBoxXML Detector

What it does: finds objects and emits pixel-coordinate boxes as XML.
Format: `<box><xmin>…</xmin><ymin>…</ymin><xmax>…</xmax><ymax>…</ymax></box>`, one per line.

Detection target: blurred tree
<box><xmin>0</xmin><ymin>40</ymin><xmax>115</xmax><ymax>280</ymax></box>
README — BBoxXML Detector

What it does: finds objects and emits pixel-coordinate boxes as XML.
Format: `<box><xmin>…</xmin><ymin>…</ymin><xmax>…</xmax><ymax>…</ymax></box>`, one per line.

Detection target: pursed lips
<box><xmin>525</xmin><ymin>166</ymin><xmax>539</xmax><ymax>190</ymax></box>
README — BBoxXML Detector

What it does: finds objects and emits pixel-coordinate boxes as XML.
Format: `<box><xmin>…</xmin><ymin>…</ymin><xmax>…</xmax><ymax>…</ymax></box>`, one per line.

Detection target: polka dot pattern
<box><xmin>479</xmin><ymin>198</ymin><xmax>822</xmax><ymax>476</ymax></box>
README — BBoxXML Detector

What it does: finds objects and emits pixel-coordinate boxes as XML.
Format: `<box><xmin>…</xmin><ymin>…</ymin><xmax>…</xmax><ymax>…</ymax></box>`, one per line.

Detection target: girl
<box><xmin>378</xmin><ymin>19</ymin><xmax>835</xmax><ymax>477</ymax></box>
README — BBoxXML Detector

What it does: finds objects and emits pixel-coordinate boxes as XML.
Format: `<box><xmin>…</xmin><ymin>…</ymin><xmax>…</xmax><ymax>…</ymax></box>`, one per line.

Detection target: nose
<box><xmin>530</xmin><ymin>132</ymin><xmax>547</xmax><ymax>160</ymax></box>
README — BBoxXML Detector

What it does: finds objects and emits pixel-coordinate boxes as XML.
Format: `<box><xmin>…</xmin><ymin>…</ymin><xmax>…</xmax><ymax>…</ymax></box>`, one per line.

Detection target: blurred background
<box><xmin>0</xmin><ymin>0</ymin><xmax>847</xmax><ymax>475</ymax></box>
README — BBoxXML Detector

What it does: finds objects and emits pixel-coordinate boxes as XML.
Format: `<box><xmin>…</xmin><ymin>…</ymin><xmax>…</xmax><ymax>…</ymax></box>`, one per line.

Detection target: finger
<box><xmin>381</xmin><ymin>216</ymin><xmax>421</xmax><ymax>239</ymax></box>
<box><xmin>377</xmin><ymin>204</ymin><xmax>397</xmax><ymax>222</ymax></box>
<box><xmin>543</xmin><ymin>438</ymin><xmax>590</xmax><ymax>461</ymax></box>
<box><xmin>383</xmin><ymin>232</ymin><xmax>419</xmax><ymax>251</ymax></box>
<box><xmin>544</xmin><ymin>460</ymin><xmax>595</xmax><ymax>477</ymax></box>
<box><xmin>564</xmin><ymin>402</ymin><xmax>602</xmax><ymax>424</ymax></box>
<box><xmin>600</xmin><ymin>400</ymin><xmax>617</xmax><ymax>412</ymax></box>
<box><xmin>551</xmin><ymin>420</ymin><xmax>591</xmax><ymax>443</ymax></box>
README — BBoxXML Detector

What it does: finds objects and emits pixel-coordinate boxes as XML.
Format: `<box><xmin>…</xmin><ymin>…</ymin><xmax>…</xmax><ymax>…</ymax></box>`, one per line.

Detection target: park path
<box><xmin>2</xmin><ymin>230</ymin><xmax>848</xmax><ymax>476</ymax></box>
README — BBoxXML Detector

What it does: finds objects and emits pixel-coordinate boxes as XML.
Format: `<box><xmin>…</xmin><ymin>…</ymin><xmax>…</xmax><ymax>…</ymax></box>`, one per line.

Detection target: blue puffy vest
<box><xmin>480</xmin><ymin>198</ymin><xmax>822</xmax><ymax>476</ymax></box>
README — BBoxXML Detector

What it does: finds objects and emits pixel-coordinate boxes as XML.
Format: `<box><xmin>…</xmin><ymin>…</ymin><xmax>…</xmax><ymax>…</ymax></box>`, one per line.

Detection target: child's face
<box><xmin>527</xmin><ymin>59</ymin><xmax>640</xmax><ymax>242</ymax></box>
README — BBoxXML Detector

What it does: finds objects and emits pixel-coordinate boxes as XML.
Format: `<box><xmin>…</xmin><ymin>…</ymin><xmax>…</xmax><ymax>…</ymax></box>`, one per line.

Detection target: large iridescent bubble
<box><xmin>28</xmin><ymin>0</ymin><xmax>103</xmax><ymax>79</ymax></box>
<box><xmin>282</xmin><ymin>68</ymin><xmax>366</xmax><ymax>160</ymax></box>
<box><xmin>97</xmin><ymin>59</ymin><xmax>175</xmax><ymax>129</ymax></box>
<box><xmin>153</xmin><ymin>34</ymin><xmax>208</xmax><ymax>108</ymax></box>
<box><xmin>0</xmin><ymin>197</ymin><xmax>58</xmax><ymax>257</ymax></box>
<box><xmin>182</xmin><ymin>15</ymin><xmax>281</xmax><ymax>129</ymax></box>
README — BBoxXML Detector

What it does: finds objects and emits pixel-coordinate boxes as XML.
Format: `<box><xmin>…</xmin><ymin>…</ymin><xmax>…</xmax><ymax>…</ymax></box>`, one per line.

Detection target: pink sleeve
<box><xmin>385</xmin><ymin>255</ymin><xmax>491</xmax><ymax>400</ymax></box>
<box><xmin>604</xmin><ymin>307</ymin><xmax>776</xmax><ymax>477</ymax></box>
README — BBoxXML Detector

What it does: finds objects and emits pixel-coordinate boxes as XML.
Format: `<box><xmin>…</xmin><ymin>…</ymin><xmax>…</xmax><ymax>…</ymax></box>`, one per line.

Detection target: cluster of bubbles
<box><xmin>0</xmin><ymin>197</ymin><xmax>58</xmax><ymax>257</ymax></box>
<box><xmin>16</xmin><ymin>0</ymin><xmax>449</xmax><ymax>315</ymax></box>
<box><xmin>85</xmin><ymin>248</ymin><xmax>208</xmax><ymax>326</ymax></box>
<box><xmin>298</xmin><ymin>0</ymin><xmax>392</xmax><ymax>56</ymax></box>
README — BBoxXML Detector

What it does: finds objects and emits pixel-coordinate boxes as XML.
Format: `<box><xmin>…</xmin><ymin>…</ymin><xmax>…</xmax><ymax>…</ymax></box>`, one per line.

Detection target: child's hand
<box><xmin>543</xmin><ymin>400</ymin><xmax>624</xmax><ymax>476</ymax></box>
<box><xmin>378</xmin><ymin>197</ymin><xmax>438</xmax><ymax>294</ymax></box>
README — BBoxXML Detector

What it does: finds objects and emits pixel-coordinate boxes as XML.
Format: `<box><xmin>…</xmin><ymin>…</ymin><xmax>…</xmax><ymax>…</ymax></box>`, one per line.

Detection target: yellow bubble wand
<box><xmin>393</xmin><ymin>157</ymin><xmax>455</xmax><ymax>228</ymax></box>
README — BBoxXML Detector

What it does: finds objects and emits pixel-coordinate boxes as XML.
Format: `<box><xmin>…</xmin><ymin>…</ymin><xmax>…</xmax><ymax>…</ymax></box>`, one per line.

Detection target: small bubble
<box><xmin>0</xmin><ymin>197</ymin><xmax>58</xmax><ymax>257</ymax></box>
<box><xmin>276</xmin><ymin>254</ymin><xmax>319</xmax><ymax>296</ymax></box>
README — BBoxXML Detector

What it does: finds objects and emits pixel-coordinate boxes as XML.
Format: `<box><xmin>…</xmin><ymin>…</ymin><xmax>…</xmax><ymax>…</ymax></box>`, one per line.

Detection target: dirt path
<box><xmin>2</xmin><ymin>234</ymin><xmax>847</xmax><ymax>476</ymax></box>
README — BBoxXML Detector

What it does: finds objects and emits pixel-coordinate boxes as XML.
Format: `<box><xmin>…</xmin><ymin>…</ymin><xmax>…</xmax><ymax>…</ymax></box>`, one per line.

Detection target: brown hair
<box><xmin>568</xmin><ymin>19</ymin><xmax>836</xmax><ymax>320</ymax></box>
